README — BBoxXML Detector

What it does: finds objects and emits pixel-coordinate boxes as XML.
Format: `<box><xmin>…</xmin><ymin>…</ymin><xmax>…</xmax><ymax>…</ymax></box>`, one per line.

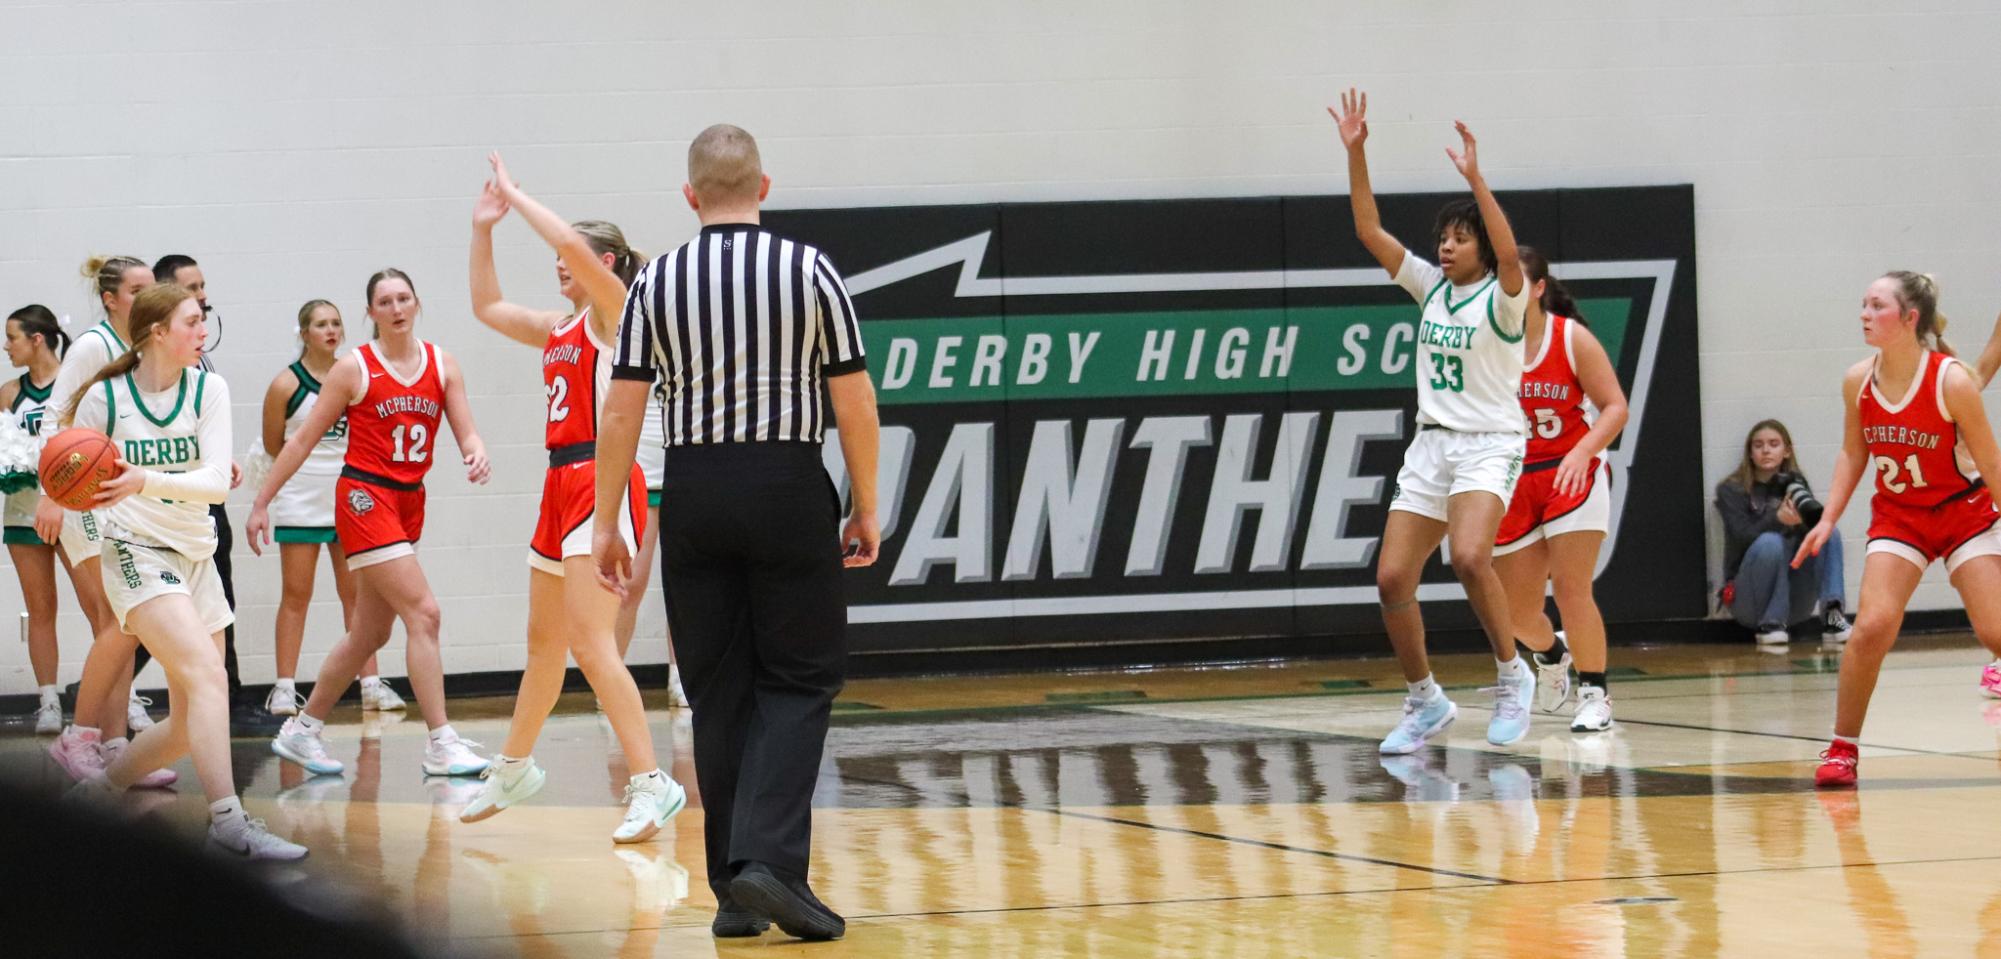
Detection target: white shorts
<box><xmin>59</xmin><ymin>508</ymin><xmax>105</xmax><ymax>566</ymax></box>
<box><xmin>1388</xmin><ymin>427</ymin><xmax>1526</xmax><ymax>522</ymax></box>
<box><xmin>100</xmin><ymin>539</ymin><xmax>235</xmax><ymax>636</ymax></box>
<box><xmin>270</xmin><ymin>470</ymin><xmax>337</xmax><ymax>543</ymax></box>
<box><xmin>638</xmin><ymin>400</ymin><xmax>666</xmax><ymax>497</ymax></box>
<box><xmin>1868</xmin><ymin>526</ymin><xmax>2001</xmax><ymax>576</ymax></box>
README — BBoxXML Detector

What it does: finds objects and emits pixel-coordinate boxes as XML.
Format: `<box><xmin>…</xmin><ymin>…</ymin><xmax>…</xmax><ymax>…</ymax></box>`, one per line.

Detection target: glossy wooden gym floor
<box><xmin>7</xmin><ymin>636</ymin><xmax>2001</xmax><ymax>957</ymax></box>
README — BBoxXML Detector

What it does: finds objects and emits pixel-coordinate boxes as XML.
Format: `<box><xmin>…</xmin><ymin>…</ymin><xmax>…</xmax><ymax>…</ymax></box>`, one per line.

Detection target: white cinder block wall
<box><xmin>2</xmin><ymin>0</ymin><xmax>1997</xmax><ymax>695</ymax></box>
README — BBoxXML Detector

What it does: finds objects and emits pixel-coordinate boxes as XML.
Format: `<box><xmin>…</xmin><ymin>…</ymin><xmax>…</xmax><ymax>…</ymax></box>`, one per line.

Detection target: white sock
<box><xmin>1832</xmin><ymin>733</ymin><xmax>1860</xmax><ymax>746</ymax></box>
<box><xmin>209</xmin><ymin>795</ymin><xmax>245</xmax><ymax>825</ymax></box>
<box><xmin>39</xmin><ymin>684</ymin><xmax>58</xmax><ymax>704</ymax></box>
<box><xmin>360</xmin><ymin>675</ymin><xmax>382</xmax><ymax>689</ymax></box>
<box><xmin>1498</xmin><ymin>656</ymin><xmax>1531</xmax><ymax>680</ymax></box>
<box><xmin>295</xmin><ymin>713</ymin><xmax>325</xmax><ymax>735</ymax></box>
<box><xmin>429</xmin><ymin>723</ymin><xmax>458</xmax><ymax>744</ymax></box>
<box><xmin>1407</xmin><ymin>676</ymin><xmax>1440</xmax><ymax>700</ymax></box>
<box><xmin>274</xmin><ymin>678</ymin><xmax>296</xmax><ymax>693</ymax></box>
<box><xmin>495</xmin><ymin>754</ymin><xmax>529</xmax><ymax>782</ymax></box>
<box><xmin>103</xmin><ymin>736</ymin><xmax>129</xmax><ymax>750</ymax></box>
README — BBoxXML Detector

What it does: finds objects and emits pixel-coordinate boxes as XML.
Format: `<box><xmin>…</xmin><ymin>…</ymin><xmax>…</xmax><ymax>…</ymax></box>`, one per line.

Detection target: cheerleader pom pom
<box><xmin>242</xmin><ymin>443</ymin><xmax>274</xmax><ymax>490</ymax></box>
<box><xmin>0</xmin><ymin>416</ymin><xmax>43</xmax><ymax>494</ymax></box>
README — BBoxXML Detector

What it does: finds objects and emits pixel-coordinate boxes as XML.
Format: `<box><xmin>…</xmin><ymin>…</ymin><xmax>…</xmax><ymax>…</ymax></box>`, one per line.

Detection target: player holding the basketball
<box><xmin>44</xmin><ymin>256</ymin><xmax>176</xmax><ymax>786</ymax></box>
<box><xmin>258</xmin><ymin>299</ymin><xmax>400</xmax><ymax>717</ymax></box>
<box><xmin>1492</xmin><ymin>249</ymin><xmax>1630</xmax><ymax>732</ymax></box>
<box><xmin>1796</xmin><ymin>273</ymin><xmax>2001</xmax><ymax>787</ymax></box>
<box><xmin>249</xmin><ymin>268</ymin><xmax>493</xmax><ymax>779</ymax></box>
<box><xmin>1332</xmin><ymin>89</ymin><xmax>1539</xmax><ymax>751</ymax></box>
<box><xmin>59</xmin><ymin>282</ymin><xmax>305</xmax><ymax>858</ymax></box>
<box><xmin>457</xmin><ymin>154</ymin><xmax>685</xmax><ymax>840</ymax></box>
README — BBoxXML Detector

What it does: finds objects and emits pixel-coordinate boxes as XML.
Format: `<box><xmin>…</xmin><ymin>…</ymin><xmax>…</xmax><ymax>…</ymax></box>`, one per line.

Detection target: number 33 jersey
<box><xmin>1394</xmin><ymin>251</ymin><xmax>1530</xmax><ymax>435</ymax></box>
<box><xmin>346</xmin><ymin>341</ymin><xmax>446</xmax><ymax>487</ymax></box>
<box><xmin>1859</xmin><ymin>350</ymin><xmax>1978</xmax><ymax>509</ymax></box>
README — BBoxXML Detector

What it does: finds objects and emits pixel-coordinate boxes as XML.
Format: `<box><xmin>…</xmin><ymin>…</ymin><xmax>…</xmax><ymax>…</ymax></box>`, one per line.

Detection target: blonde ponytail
<box><xmin>61</xmin><ymin>283</ymin><xmax>190</xmax><ymax>427</ymax></box>
<box><xmin>1884</xmin><ymin>270</ymin><xmax>1955</xmax><ymax>356</ymax></box>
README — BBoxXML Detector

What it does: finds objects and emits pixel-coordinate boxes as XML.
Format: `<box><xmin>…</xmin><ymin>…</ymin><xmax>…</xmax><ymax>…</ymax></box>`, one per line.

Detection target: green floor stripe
<box><xmin>1317</xmin><ymin>679</ymin><xmax>1372</xmax><ymax>690</ymax></box>
<box><xmin>1046</xmin><ymin>690</ymin><xmax>1148</xmax><ymax>704</ymax></box>
<box><xmin>831</xmin><ymin>701</ymin><xmax>884</xmax><ymax>712</ymax></box>
<box><xmin>1605</xmin><ymin>666</ymin><xmax>1649</xmax><ymax>677</ymax></box>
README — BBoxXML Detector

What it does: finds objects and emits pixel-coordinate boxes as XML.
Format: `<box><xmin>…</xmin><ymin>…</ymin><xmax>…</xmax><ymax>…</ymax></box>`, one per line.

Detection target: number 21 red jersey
<box><xmin>347</xmin><ymin>341</ymin><xmax>447</xmax><ymax>487</ymax></box>
<box><xmin>1859</xmin><ymin>350</ymin><xmax>1976</xmax><ymax>509</ymax></box>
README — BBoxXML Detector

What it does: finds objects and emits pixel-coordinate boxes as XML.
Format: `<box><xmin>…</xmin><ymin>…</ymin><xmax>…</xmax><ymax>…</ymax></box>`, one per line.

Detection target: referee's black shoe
<box><xmin>710</xmin><ymin>893</ymin><xmax>772</xmax><ymax>938</ymax></box>
<box><xmin>729</xmin><ymin>862</ymin><xmax>844</xmax><ymax>941</ymax></box>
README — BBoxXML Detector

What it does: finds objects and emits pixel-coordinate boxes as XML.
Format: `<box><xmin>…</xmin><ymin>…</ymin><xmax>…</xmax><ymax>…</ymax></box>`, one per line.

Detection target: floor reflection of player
<box><xmin>1819</xmin><ymin>791</ymin><xmax>1918</xmax><ymax>958</ymax></box>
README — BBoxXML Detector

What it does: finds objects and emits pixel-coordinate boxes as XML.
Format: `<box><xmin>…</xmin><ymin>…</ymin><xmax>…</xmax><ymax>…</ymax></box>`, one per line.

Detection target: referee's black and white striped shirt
<box><xmin>613</xmin><ymin>223</ymin><xmax>866</xmax><ymax>446</ymax></box>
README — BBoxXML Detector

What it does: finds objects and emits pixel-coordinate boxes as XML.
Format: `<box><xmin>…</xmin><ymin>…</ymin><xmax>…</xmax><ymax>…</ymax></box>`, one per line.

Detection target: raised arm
<box><xmin>470</xmin><ymin>180</ymin><xmax>565</xmax><ymax>348</ymax></box>
<box><xmin>1794</xmin><ymin>361</ymin><xmax>1872</xmax><ymax>567</ymax></box>
<box><xmin>1329</xmin><ymin>89</ymin><xmax>1405</xmax><ymax>277</ymax></box>
<box><xmin>1554</xmin><ymin>324</ymin><xmax>1631</xmax><ymax>496</ymax></box>
<box><xmin>489</xmin><ymin>153</ymin><xmax>629</xmax><ymax>344</ymax></box>
<box><xmin>247</xmin><ymin>355</ymin><xmax>360</xmax><ymax>554</ymax></box>
<box><xmin>1446</xmin><ymin>121</ymin><xmax>1523</xmax><ymax>297</ymax></box>
<box><xmin>438</xmin><ymin>348</ymin><xmax>490</xmax><ymax>486</ymax></box>
<box><xmin>260</xmin><ymin>368</ymin><xmax>296</xmax><ymax>457</ymax></box>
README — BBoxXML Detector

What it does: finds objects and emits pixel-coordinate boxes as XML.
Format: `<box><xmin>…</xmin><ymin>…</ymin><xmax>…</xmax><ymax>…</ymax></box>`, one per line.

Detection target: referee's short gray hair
<box><xmin>688</xmin><ymin>124</ymin><xmax>763</xmax><ymax>205</ymax></box>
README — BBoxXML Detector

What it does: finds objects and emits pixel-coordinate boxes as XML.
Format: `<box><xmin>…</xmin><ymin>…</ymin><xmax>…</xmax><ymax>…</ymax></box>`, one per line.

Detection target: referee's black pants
<box><xmin>657</xmin><ymin>442</ymin><xmax>846</xmax><ymax>901</ymax></box>
<box><xmin>134</xmin><ymin>503</ymin><xmax>241</xmax><ymax>703</ymax></box>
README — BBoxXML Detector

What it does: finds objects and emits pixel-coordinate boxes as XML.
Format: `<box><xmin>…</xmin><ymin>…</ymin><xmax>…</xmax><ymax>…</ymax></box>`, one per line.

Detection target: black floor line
<box><xmin>1044</xmin><ymin>807</ymin><xmax>1511</xmax><ymax>884</ymax></box>
<box><xmin>1603</xmin><ymin>716</ymin><xmax>1951</xmax><ymax>755</ymax></box>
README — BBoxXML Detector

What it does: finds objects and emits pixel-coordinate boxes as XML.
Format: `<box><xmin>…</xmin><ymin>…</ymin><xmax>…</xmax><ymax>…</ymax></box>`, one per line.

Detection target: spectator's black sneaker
<box><xmin>229</xmin><ymin>701</ymin><xmax>288</xmax><ymax>735</ymax></box>
<box><xmin>711</xmin><ymin>893</ymin><xmax>772</xmax><ymax>938</ymax></box>
<box><xmin>729</xmin><ymin>863</ymin><xmax>845</xmax><ymax>941</ymax></box>
<box><xmin>1822</xmin><ymin>605</ymin><xmax>1852</xmax><ymax>644</ymax></box>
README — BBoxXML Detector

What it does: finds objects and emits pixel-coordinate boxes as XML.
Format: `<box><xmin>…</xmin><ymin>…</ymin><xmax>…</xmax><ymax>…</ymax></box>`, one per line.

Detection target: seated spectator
<box><xmin>1714</xmin><ymin>419</ymin><xmax>1852</xmax><ymax>645</ymax></box>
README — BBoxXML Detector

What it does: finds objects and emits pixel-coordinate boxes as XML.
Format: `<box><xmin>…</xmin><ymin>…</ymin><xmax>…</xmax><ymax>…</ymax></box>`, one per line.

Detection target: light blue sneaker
<box><xmin>271</xmin><ymin>719</ymin><xmax>345</xmax><ymax>776</ymax></box>
<box><xmin>1486</xmin><ymin>667</ymin><xmax>1536</xmax><ymax>746</ymax></box>
<box><xmin>1380</xmin><ymin>693</ymin><xmax>1457</xmax><ymax>754</ymax></box>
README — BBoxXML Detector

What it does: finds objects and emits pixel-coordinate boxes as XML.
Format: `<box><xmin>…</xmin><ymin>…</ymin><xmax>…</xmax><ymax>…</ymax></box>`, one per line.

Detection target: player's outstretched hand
<box><xmin>473</xmin><ymin>179</ymin><xmax>510</xmax><ymax>229</ymax></box>
<box><xmin>1792</xmin><ymin>519</ymin><xmax>1835</xmax><ymax>569</ymax></box>
<box><xmin>1446</xmin><ymin>120</ymin><xmax>1482</xmax><ymax>182</ymax></box>
<box><xmin>1329</xmin><ymin>88</ymin><xmax>1369</xmax><ymax>151</ymax></box>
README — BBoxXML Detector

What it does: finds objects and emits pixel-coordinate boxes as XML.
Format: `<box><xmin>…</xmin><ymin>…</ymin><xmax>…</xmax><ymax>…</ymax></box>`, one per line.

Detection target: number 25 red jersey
<box><xmin>542</xmin><ymin>310</ymin><xmax>610</xmax><ymax>450</ymax></box>
<box><xmin>1519</xmin><ymin>314</ymin><xmax>1592</xmax><ymax>464</ymax></box>
<box><xmin>1859</xmin><ymin>350</ymin><xmax>1977</xmax><ymax>509</ymax></box>
<box><xmin>347</xmin><ymin>341</ymin><xmax>447</xmax><ymax>487</ymax></box>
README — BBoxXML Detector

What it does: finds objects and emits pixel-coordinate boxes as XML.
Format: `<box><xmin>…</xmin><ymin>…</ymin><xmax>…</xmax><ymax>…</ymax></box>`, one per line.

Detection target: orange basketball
<box><xmin>39</xmin><ymin>429</ymin><xmax>119</xmax><ymax>511</ymax></box>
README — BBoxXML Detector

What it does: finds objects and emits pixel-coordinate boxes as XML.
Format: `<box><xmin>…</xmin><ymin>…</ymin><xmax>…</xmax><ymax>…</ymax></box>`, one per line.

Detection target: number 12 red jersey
<box><xmin>347</xmin><ymin>341</ymin><xmax>447</xmax><ymax>487</ymax></box>
<box><xmin>542</xmin><ymin>310</ymin><xmax>609</xmax><ymax>450</ymax></box>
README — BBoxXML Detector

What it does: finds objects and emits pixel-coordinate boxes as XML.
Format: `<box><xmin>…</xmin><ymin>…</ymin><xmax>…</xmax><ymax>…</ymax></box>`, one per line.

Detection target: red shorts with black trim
<box><xmin>1494</xmin><ymin>456</ymin><xmax>1611</xmax><ymax>556</ymax></box>
<box><xmin>335</xmin><ymin>475</ymin><xmax>425</xmax><ymax>570</ymax></box>
<box><xmin>528</xmin><ymin>460</ymin><xmax>646</xmax><ymax>576</ymax></box>
<box><xmin>1866</xmin><ymin>486</ymin><xmax>2001</xmax><ymax>573</ymax></box>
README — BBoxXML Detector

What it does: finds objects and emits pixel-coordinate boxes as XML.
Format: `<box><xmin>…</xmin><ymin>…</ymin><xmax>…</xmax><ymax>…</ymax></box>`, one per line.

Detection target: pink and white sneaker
<box><xmin>100</xmin><ymin>737</ymin><xmax>179</xmax><ymax>789</ymax></box>
<box><xmin>1981</xmin><ymin>661</ymin><xmax>2001</xmax><ymax>699</ymax></box>
<box><xmin>48</xmin><ymin>727</ymin><xmax>107</xmax><ymax>782</ymax></box>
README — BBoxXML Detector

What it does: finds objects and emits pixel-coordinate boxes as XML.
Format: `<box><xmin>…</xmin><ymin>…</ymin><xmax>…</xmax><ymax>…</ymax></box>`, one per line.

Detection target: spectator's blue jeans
<box><xmin>1730</xmin><ymin>530</ymin><xmax>1847</xmax><ymax>629</ymax></box>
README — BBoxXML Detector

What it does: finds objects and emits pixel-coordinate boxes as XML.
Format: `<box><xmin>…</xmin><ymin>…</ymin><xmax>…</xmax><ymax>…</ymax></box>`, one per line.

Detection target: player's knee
<box><xmin>1376</xmin><ymin>565</ymin><xmax>1419</xmax><ymax>603</ymax></box>
<box><xmin>1848</xmin><ymin>613</ymin><xmax>1899</xmax><ymax>655</ymax></box>
<box><xmin>280</xmin><ymin>577</ymin><xmax>316</xmax><ymax>607</ymax></box>
<box><xmin>1449</xmin><ymin>541</ymin><xmax>1494</xmax><ymax>577</ymax></box>
<box><xmin>404</xmin><ymin>600</ymin><xmax>442</xmax><ymax>641</ymax></box>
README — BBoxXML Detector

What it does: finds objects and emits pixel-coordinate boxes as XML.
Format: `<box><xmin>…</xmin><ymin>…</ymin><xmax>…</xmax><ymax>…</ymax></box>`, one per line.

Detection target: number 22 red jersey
<box><xmin>542</xmin><ymin>310</ymin><xmax>610</xmax><ymax>450</ymax></box>
<box><xmin>347</xmin><ymin>341</ymin><xmax>447</xmax><ymax>487</ymax></box>
<box><xmin>1519</xmin><ymin>314</ymin><xmax>1591</xmax><ymax>464</ymax></box>
<box><xmin>1859</xmin><ymin>350</ymin><xmax>1977</xmax><ymax>509</ymax></box>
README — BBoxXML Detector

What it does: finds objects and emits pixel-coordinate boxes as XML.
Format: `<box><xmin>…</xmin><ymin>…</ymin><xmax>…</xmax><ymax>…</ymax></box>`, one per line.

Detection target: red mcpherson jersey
<box><xmin>1859</xmin><ymin>350</ymin><xmax>1977</xmax><ymax>510</ymax></box>
<box><xmin>1520</xmin><ymin>315</ymin><xmax>1592</xmax><ymax>464</ymax></box>
<box><xmin>346</xmin><ymin>341</ymin><xmax>447</xmax><ymax>487</ymax></box>
<box><xmin>543</xmin><ymin>310</ymin><xmax>611</xmax><ymax>450</ymax></box>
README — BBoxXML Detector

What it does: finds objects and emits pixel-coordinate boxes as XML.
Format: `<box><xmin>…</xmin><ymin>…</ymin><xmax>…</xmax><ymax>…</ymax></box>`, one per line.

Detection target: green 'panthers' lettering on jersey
<box><xmin>123</xmin><ymin>436</ymin><xmax>202</xmax><ymax>467</ymax></box>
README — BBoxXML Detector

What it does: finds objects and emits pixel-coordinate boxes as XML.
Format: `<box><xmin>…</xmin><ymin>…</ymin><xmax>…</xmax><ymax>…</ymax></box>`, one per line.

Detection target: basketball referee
<box><xmin>593</xmin><ymin>124</ymin><xmax>880</xmax><ymax>943</ymax></box>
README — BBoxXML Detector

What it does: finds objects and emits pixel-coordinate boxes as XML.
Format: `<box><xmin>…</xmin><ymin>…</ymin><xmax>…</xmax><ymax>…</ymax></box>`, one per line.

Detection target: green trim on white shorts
<box><xmin>273</xmin><ymin>526</ymin><xmax>338</xmax><ymax>545</ymax></box>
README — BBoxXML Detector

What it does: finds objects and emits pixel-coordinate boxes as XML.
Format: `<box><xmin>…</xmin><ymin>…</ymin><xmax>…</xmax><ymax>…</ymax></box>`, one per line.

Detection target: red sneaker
<box><xmin>1815</xmin><ymin>740</ymin><xmax>1859</xmax><ymax>788</ymax></box>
